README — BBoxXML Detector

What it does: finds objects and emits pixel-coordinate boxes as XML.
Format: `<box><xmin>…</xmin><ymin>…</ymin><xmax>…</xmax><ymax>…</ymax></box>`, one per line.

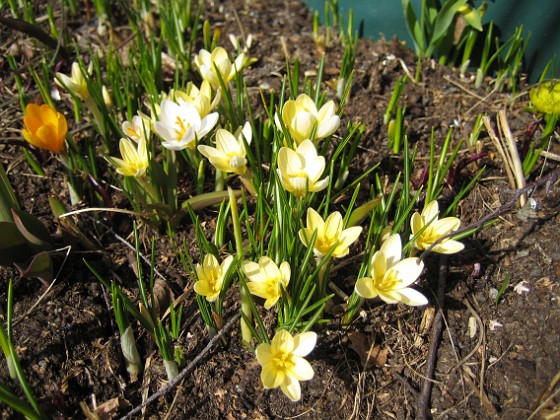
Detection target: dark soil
<box><xmin>1</xmin><ymin>1</ymin><xmax>559</xmax><ymax>419</ymax></box>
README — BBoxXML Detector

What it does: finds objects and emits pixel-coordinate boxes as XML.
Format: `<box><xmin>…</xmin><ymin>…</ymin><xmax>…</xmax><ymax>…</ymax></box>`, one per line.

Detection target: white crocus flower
<box><xmin>154</xmin><ymin>98</ymin><xmax>218</xmax><ymax>151</ymax></box>
<box><xmin>355</xmin><ymin>234</ymin><xmax>427</xmax><ymax>306</ymax></box>
<box><xmin>198</xmin><ymin>122</ymin><xmax>252</xmax><ymax>175</ymax></box>
<box><xmin>122</xmin><ymin>114</ymin><xmax>151</xmax><ymax>143</ymax></box>
<box><xmin>277</xmin><ymin>139</ymin><xmax>329</xmax><ymax>197</ymax></box>
<box><xmin>275</xmin><ymin>94</ymin><xmax>340</xmax><ymax>145</ymax></box>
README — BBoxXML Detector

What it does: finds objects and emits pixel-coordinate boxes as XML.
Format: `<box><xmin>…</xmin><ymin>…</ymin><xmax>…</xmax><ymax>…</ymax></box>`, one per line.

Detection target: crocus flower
<box><xmin>410</xmin><ymin>200</ymin><xmax>464</xmax><ymax>254</ymax></box>
<box><xmin>194</xmin><ymin>47</ymin><xmax>249</xmax><ymax>90</ymax></box>
<box><xmin>277</xmin><ymin>140</ymin><xmax>328</xmax><ymax>197</ymax></box>
<box><xmin>355</xmin><ymin>234</ymin><xmax>427</xmax><ymax>306</ymax></box>
<box><xmin>122</xmin><ymin>114</ymin><xmax>151</xmax><ymax>143</ymax></box>
<box><xmin>299</xmin><ymin>208</ymin><xmax>362</xmax><ymax>259</ymax></box>
<box><xmin>530</xmin><ymin>81</ymin><xmax>560</xmax><ymax>115</ymax></box>
<box><xmin>193</xmin><ymin>254</ymin><xmax>234</xmax><ymax>302</ymax></box>
<box><xmin>154</xmin><ymin>98</ymin><xmax>218</xmax><ymax>151</ymax></box>
<box><xmin>109</xmin><ymin>137</ymin><xmax>149</xmax><ymax>177</ymax></box>
<box><xmin>55</xmin><ymin>62</ymin><xmax>92</xmax><ymax>100</ymax></box>
<box><xmin>275</xmin><ymin>94</ymin><xmax>340</xmax><ymax>145</ymax></box>
<box><xmin>198</xmin><ymin>122</ymin><xmax>252</xmax><ymax>175</ymax></box>
<box><xmin>242</xmin><ymin>256</ymin><xmax>290</xmax><ymax>309</ymax></box>
<box><xmin>256</xmin><ymin>329</ymin><xmax>317</xmax><ymax>401</ymax></box>
<box><xmin>22</xmin><ymin>103</ymin><xmax>67</xmax><ymax>153</ymax></box>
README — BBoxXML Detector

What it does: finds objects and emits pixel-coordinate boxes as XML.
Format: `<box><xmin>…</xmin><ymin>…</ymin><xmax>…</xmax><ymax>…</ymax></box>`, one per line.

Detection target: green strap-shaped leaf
<box><xmin>0</xmin><ymin>222</ymin><xmax>31</xmax><ymax>265</ymax></box>
<box><xmin>11</xmin><ymin>209</ymin><xmax>53</xmax><ymax>251</ymax></box>
<box><xmin>427</xmin><ymin>0</ymin><xmax>468</xmax><ymax>56</ymax></box>
<box><xmin>0</xmin><ymin>162</ymin><xmax>19</xmax><ymax>222</ymax></box>
<box><xmin>15</xmin><ymin>251</ymin><xmax>54</xmax><ymax>283</ymax></box>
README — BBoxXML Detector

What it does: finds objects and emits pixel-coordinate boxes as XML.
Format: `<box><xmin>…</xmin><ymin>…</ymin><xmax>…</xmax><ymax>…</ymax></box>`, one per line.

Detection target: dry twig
<box><xmin>417</xmin><ymin>255</ymin><xmax>447</xmax><ymax>419</ymax></box>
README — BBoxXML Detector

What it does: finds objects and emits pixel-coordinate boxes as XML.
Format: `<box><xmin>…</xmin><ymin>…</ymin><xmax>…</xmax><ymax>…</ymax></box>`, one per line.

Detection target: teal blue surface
<box><xmin>301</xmin><ymin>0</ymin><xmax>559</xmax><ymax>81</ymax></box>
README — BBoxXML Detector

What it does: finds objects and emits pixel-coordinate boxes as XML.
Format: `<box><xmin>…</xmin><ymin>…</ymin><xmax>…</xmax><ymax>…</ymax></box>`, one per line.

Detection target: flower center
<box><xmin>229</xmin><ymin>155</ymin><xmax>246</xmax><ymax>170</ymax></box>
<box><xmin>376</xmin><ymin>271</ymin><xmax>398</xmax><ymax>293</ymax></box>
<box><xmin>272</xmin><ymin>352</ymin><xmax>295</xmax><ymax>371</ymax></box>
<box><xmin>174</xmin><ymin>116</ymin><xmax>191</xmax><ymax>139</ymax></box>
<box><xmin>126</xmin><ymin>126</ymin><xmax>140</xmax><ymax>138</ymax></box>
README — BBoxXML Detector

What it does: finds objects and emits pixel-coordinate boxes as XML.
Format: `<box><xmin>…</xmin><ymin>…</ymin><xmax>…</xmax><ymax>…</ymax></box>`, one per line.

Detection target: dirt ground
<box><xmin>1</xmin><ymin>1</ymin><xmax>559</xmax><ymax>418</ymax></box>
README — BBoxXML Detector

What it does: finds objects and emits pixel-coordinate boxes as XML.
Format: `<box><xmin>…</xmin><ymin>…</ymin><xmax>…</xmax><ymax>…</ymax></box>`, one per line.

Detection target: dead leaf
<box><xmin>348</xmin><ymin>332</ymin><xmax>387</xmax><ymax>369</ymax></box>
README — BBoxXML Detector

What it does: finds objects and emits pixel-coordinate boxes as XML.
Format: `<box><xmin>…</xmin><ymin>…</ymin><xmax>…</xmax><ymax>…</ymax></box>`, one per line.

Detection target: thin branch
<box><xmin>419</xmin><ymin>168</ymin><xmax>559</xmax><ymax>261</ymax></box>
<box><xmin>0</xmin><ymin>16</ymin><xmax>70</xmax><ymax>58</ymax></box>
<box><xmin>417</xmin><ymin>255</ymin><xmax>447</xmax><ymax>419</ymax></box>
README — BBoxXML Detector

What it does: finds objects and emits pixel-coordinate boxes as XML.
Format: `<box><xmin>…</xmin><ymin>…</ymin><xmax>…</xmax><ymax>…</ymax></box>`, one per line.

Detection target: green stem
<box><xmin>228</xmin><ymin>187</ymin><xmax>252</xmax><ymax>345</ymax></box>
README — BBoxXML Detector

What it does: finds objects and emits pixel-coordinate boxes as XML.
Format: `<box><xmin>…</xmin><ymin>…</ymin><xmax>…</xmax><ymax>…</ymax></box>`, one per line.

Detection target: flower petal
<box><xmin>390</xmin><ymin>258</ymin><xmax>424</xmax><ymax>287</ymax></box>
<box><xmin>380</xmin><ymin>234</ymin><xmax>402</xmax><ymax>268</ymax></box>
<box><xmin>422</xmin><ymin>200</ymin><xmax>439</xmax><ymax>223</ymax></box>
<box><xmin>355</xmin><ymin>277</ymin><xmax>378</xmax><ymax>299</ymax></box>
<box><xmin>396</xmin><ymin>287</ymin><xmax>428</xmax><ymax>306</ymax></box>
<box><xmin>432</xmin><ymin>239</ymin><xmax>465</xmax><ymax>254</ymax></box>
<box><xmin>292</xmin><ymin>332</ymin><xmax>317</xmax><ymax>357</ymax></box>
<box><xmin>281</xmin><ymin>374</ymin><xmax>302</xmax><ymax>401</ymax></box>
<box><xmin>290</xmin><ymin>356</ymin><xmax>314</xmax><ymax>381</ymax></box>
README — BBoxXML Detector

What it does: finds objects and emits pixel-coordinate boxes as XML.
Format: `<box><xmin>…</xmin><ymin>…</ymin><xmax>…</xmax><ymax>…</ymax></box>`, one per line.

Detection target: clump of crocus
<box><xmin>22</xmin><ymin>103</ymin><xmax>67</xmax><ymax>153</ymax></box>
<box><xmin>242</xmin><ymin>257</ymin><xmax>291</xmax><ymax>309</ymax></box>
<box><xmin>194</xmin><ymin>254</ymin><xmax>234</xmax><ymax>302</ymax></box>
<box><xmin>355</xmin><ymin>234</ymin><xmax>427</xmax><ymax>306</ymax></box>
<box><xmin>275</xmin><ymin>94</ymin><xmax>340</xmax><ymax>146</ymax></box>
<box><xmin>410</xmin><ymin>200</ymin><xmax>464</xmax><ymax>254</ymax></box>
<box><xmin>277</xmin><ymin>140</ymin><xmax>329</xmax><ymax>197</ymax></box>
<box><xmin>108</xmin><ymin>137</ymin><xmax>149</xmax><ymax>177</ymax></box>
<box><xmin>154</xmin><ymin>98</ymin><xmax>219</xmax><ymax>151</ymax></box>
<box><xmin>198</xmin><ymin>122</ymin><xmax>252</xmax><ymax>175</ymax></box>
<box><xmin>530</xmin><ymin>81</ymin><xmax>560</xmax><ymax>115</ymax></box>
<box><xmin>194</xmin><ymin>46</ymin><xmax>251</xmax><ymax>90</ymax></box>
<box><xmin>256</xmin><ymin>329</ymin><xmax>317</xmax><ymax>401</ymax></box>
<box><xmin>299</xmin><ymin>208</ymin><xmax>362</xmax><ymax>259</ymax></box>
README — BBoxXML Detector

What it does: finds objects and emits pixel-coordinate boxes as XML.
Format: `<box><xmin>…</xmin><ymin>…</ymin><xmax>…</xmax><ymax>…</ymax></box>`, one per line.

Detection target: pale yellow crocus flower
<box><xmin>256</xmin><ymin>329</ymin><xmax>316</xmax><ymax>401</ymax></box>
<box><xmin>193</xmin><ymin>254</ymin><xmax>234</xmax><ymax>302</ymax></box>
<box><xmin>275</xmin><ymin>94</ymin><xmax>340</xmax><ymax>145</ymax></box>
<box><xmin>198</xmin><ymin>122</ymin><xmax>252</xmax><ymax>175</ymax></box>
<box><xmin>242</xmin><ymin>256</ymin><xmax>290</xmax><ymax>309</ymax></box>
<box><xmin>55</xmin><ymin>62</ymin><xmax>92</xmax><ymax>100</ymax></box>
<box><xmin>174</xmin><ymin>81</ymin><xmax>221</xmax><ymax>119</ymax></box>
<box><xmin>277</xmin><ymin>140</ymin><xmax>329</xmax><ymax>197</ymax></box>
<box><xmin>194</xmin><ymin>47</ymin><xmax>250</xmax><ymax>90</ymax></box>
<box><xmin>299</xmin><ymin>208</ymin><xmax>362</xmax><ymax>259</ymax></box>
<box><xmin>109</xmin><ymin>136</ymin><xmax>149</xmax><ymax>177</ymax></box>
<box><xmin>410</xmin><ymin>200</ymin><xmax>464</xmax><ymax>254</ymax></box>
<box><xmin>355</xmin><ymin>234</ymin><xmax>428</xmax><ymax>306</ymax></box>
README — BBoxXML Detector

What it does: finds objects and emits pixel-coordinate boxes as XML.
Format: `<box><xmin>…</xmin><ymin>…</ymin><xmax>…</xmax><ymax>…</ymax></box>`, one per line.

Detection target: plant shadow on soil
<box><xmin>1</xmin><ymin>0</ymin><xmax>559</xmax><ymax>418</ymax></box>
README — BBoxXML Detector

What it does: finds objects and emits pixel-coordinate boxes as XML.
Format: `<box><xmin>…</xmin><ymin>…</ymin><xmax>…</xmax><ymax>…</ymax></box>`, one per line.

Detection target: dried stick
<box><xmin>121</xmin><ymin>313</ymin><xmax>241</xmax><ymax>419</ymax></box>
<box><xmin>417</xmin><ymin>255</ymin><xmax>448</xmax><ymax>419</ymax></box>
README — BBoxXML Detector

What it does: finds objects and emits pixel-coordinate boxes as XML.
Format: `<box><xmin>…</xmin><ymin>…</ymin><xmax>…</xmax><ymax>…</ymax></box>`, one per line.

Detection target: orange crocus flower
<box><xmin>22</xmin><ymin>103</ymin><xmax>67</xmax><ymax>153</ymax></box>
